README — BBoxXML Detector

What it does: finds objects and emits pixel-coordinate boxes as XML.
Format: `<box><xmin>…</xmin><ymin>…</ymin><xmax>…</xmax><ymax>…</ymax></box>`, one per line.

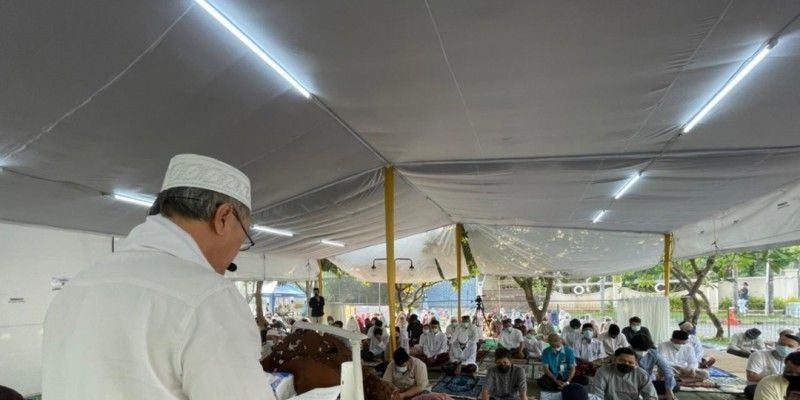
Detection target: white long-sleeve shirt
<box><xmin>574</xmin><ymin>338</ymin><xmax>605</xmax><ymax>361</ymax></box>
<box><xmin>420</xmin><ymin>331</ymin><xmax>449</xmax><ymax>358</ymax></box>
<box><xmin>498</xmin><ymin>328</ymin><xmax>525</xmax><ymax>350</ymax></box>
<box><xmin>42</xmin><ymin>215</ymin><xmax>275</xmax><ymax>400</ymax></box>
<box><xmin>658</xmin><ymin>341</ymin><xmax>698</xmax><ymax>369</ymax></box>
<box><xmin>729</xmin><ymin>332</ymin><xmax>766</xmax><ymax>353</ymax></box>
<box><xmin>599</xmin><ymin>332</ymin><xmax>630</xmax><ymax>356</ymax></box>
<box><xmin>449</xmin><ymin>339</ymin><xmax>477</xmax><ymax>366</ymax></box>
<box><xmin>688</xmin><ymin>334</ymin><xmax>704</xmax><ymax>364</ymax></box>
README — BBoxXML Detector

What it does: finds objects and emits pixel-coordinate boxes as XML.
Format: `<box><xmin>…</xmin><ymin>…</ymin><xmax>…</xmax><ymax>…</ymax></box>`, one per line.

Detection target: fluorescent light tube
<box><xmin>112</xmin><ymin>193</ymin><xmax>154</xmax><ymax>208</ymax></box>
<box><xmin>683</xmin><ymin>40</ymin><xmax>776</xmax><ymax>134</ymax></box>
<box><xmin>614</xmin><ymin>172</ymin><xmax>642</xmax><ymax>200</ymax></box>
<box><xmin>592</xmin><ymin>210</ymin><xmax>606</xmax><ymax>224</ymax></box>
<box><xmin>253</xmin><ymin>225</ymin><xmax>294</xmax><ymax>237</ymax></box>
<box><xmin>194</xmin><ymin>0</ymin><xmax>311</xmax><ymax>98</ymax></box>
<box><xmin>320</xmin><ymin>239</ymin><xmax>345</xmax><ymax>248</ymax></box>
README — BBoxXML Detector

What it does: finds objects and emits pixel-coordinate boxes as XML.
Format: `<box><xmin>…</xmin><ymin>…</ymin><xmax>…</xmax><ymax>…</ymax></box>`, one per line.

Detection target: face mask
<box><xmin>396</xmin><ymin>366</ymin><xmax>408</xmax><ymax>373</ymax></box>
<box><xmin>631</xmin><ymin>325</ymin><xmax>641</xmax><ymax>332</ymax></box>
<box><xmin>776</xmin><ymin>345</ymin><xmax>794</xmax><ymax>359</ymax></box>
<box><xmin>609</xmin><ymin>333</ymin><xmax>618</xmax><ymax>339</ymax></box>
<box><xmin>432</xmin><ymin>326</ymin><xmax>440</xmax><ymax>331</ymax></box>
<box><xmin>497</xmin><ymin>365</ymin><xmax>511</xmax><ymax>373</ymax></box>
<box><xmin>423</xmin><ymin>329</ymin><xmax>430</xmax><ymax>334</ymax></box>
<box><xmin>672</xmin><ymin>343</ymin><xmax>683</xmax><ymax>351</ymax></box>
<box><xmin>551</xmin><ymin>346</ymin><xmax>562</xmax><ymax>353</ymax></box>
<box><xmin>583</xmin><ymin>331</ymin><xmax>593</xmax><ymax>339</ymax></box>
<box><xmin>462</xmin><ymin>322</ymin><xmax>470</xmax><ymax>328</ymax></box>
<box><xmin>634</xmin><ymin>350</ymin><xmax>646</xmax><ymax>358</ymax></box>
<box><xmin>616</xmin><ymin>364</ymin><xmax>634</xmax><ymax>374</ymax></box>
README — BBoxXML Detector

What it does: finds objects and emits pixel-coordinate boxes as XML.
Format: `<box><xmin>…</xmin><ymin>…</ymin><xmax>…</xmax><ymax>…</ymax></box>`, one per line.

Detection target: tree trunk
<box><xmin>255</xmin><ymin>280</ymin><xmax>265</xmax><ymax>320</ymax></box>
<box><xmin>680</xmin><ymin>296</ymin><xmax>692</xmax><ymax>322</ymax></box>
<box><xmin>513</xmin><ymin>277</ymin><xmax>554</xmax><ymax>322</ymax></box>
<box><xmin>672</xmin><ymin>262</ymin><xmax>724</xmax><ymax>338</ymax></box>
<box><xmin>766</xmin><ymin>250</ymin><xmax>774</xmax><ymax>314</ymax></box>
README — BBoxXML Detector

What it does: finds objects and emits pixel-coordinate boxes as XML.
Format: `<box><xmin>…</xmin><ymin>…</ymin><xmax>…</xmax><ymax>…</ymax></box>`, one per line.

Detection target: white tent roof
<box><xmin>2</xmin><ymin>2</ymin><xmax>800</xmax><ymax>271</ymax></box>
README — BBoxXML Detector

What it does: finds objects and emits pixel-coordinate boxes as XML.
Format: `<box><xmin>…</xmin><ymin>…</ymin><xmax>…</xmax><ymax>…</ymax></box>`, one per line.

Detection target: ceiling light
<box><xmin>321</xmin><ymin>239</ymin><xmax>345</xmax><ymax>248</ymax></box>
<box><xmin>614</xmin><ymin>172</ymin><xmax>642</xmax><ymax>200</ymax></box>
<box><xmin>252</xmin><ymin>225</ymin><xmax>294</xmax><ymax>237</ymax></box>
<box><xmin>194</xmin><ymin>0</ymin><xmax>311</xmax><ymax>98</ymax></box>
<box><xmin>112</xmin><ymin>193</ymin><xmax>154</xmax><ymax>208</ymax></box>
<box><xmin>683</xmin><ymin>39</ymin><xmax>776</xmax><ymax>134</ymax></box>
<box><xmin>592</xmin><ymin>210</ymin><xmax>606</xmax><ymax>224</ymax></box>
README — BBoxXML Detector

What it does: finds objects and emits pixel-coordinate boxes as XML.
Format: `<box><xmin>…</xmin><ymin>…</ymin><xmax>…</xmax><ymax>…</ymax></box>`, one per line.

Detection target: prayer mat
<box><xmin>707</xmin><ymin>367</ymin><xmax>737</xmax><ymax>378</ymax></box>
<box><xmin>431</xmin><ymin>375</ymin><xmax>486</xmax><ymax>399</ymax></box>
<box><xmin>680</xmin><ymin>375</ymin><xmax>748</xmax><ymax>394</ymax></box>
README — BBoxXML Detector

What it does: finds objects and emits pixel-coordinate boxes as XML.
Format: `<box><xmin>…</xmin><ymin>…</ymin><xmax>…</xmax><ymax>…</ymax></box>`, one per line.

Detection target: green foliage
<box><xmin>459</xmin><ymin>224</ymin><xmax>481</xmax><ymax>277</ymax></box>
<box><xmin>320</xmin><ymin>258</ymin><xmax>347</xmax><ymax>278</ymax></box>
<box><xmin>747</xmin><ymin>295</ymin><xmax>766</xmax><ymax>310</ymax></box>
<box><xmin>669</xmin><ymin>296</ymin><xmax>683</xmax><ymax>311</ymax></box>
<box><xmin>774</xmin><ymin>296</ymin><xmax>800</xmax><ymax>310</ymax></box>
<box><xmin>720</xmin><ymin>297</ymin><xmax>732</xmax><ymax>309</ymax></box>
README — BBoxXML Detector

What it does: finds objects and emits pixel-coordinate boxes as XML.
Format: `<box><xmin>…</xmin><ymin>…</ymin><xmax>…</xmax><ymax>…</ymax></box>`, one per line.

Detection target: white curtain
<box><xmin>615</xmin><ymin>296</ymin><xmax>671</xmax><ymax>344</ymax></box>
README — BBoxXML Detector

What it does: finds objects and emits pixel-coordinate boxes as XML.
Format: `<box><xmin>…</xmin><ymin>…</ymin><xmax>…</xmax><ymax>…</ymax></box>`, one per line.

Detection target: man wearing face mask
<box><xmin>562</xmin><ymin>319</ymin><xmax>584</xmax><ymax>347</ymax></box>
<box><xmin>498</xmin><ymin>318</ymin><xmax>525</xmax><ymax>358</ymax></box>
<box><xmin>446</xmin><ymin>317</ymin><xmax>459</xmax><ymax>342</ymax></box>
<box><xmin>523</xmin><ymin>330</ymin><xmax>545</xmax><ymax>359</ymax></box>
<box><xmin>447</xmin><ymin>316</ymin><xmax>479</xmax><ymax>376</ymax></box>
<box><xmin>573</xmin><ymin>323</ymin><xmax>604</xmax><ymax>362</ymax></box>
<box><xmin>730</xmin><ymin>328</ymin><xmax>767</xmax><ymax>358</ymax></box>
<box><xmin>538</xmin><ymin>333</ymin><xmax>588</xmax><ymax>391</ymax></box>
<box><xmin>658</xmin><ymin>330</ymin><xmax>710</xmax><ymax>382</ymax></box>
<box><xmin>42</xmin><ymin>154</ymin><xmax>275</xmax><ymax>400</ymax></box>
<box><xmin>631</xmin><ymin>334</ymin><xmax>676</xmax><ymax>400</ymax></box>
<box><xmin>590</xmin><ymin>348</ymin><xmax>657</xmax><ymax>400</ymax></box>
<box><xmin>413</xmin><ymin>322</ymin><xmax>449</xmax><ymax>367</ymax></box>
<box><xmin>622</xmin><ymin>317</ymin><xmax>652</xmax><ymax>344</ymax></box>
<box><xmin>599</xmin><ymin>324</ymin><xmax>629</xmax><ymax>356</ymax></box>
<box><xmin>383</xmin><ymin>348</ymin><xmax>430</xmax><ymax>400</ymax></box>
<box><xmin>363</xmin><ymin>324</ymin><xmax>389</xmax><ymax>362</ymax></box>
<box><xmin>754</xmin><ymin>351</ymin><xmax>800</xmax><ymax>400</ymax></box>
<box><xmin>679</xmin><ymin>321</ymin><xmax>716</xmax><ymax>368</ymax></box>
<box><xmin>744</xmin><ymin>334</ymin><xmax>800</xmax><ymax>399</ymax></box>
<box><xmin>481</xmin><ymin>348</ymin><xmax>528</xmax><ymax>400</ymax></box>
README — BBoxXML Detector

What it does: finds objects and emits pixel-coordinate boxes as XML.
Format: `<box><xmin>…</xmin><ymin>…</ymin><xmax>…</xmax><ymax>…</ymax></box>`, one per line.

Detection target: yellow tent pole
<box><xmin>664</xmin><ymin>233</ymin><xmax>673</xmax><ymax>297</ymax></box>
<box><xmin>456</xmin><ymin>224</ymin><xmax>463</xmax><ymax>319</ymax></box>
<box><xmin>384</xmin><ymin>166</ymin><xmax>397</xmax><ymax>355</ymax></box>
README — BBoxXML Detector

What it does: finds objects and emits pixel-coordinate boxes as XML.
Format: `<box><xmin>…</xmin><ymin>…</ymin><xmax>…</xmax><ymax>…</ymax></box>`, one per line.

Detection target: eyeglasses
<box><xmin>233</xmin><ymin>210</ymin><xmax>256</xmax><ymax>251</ymax></box>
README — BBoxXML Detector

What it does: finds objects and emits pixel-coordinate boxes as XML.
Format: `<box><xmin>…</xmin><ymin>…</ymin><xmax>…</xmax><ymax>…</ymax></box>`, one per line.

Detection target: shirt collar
<box><xmin>117</xmin><ymin>214</ymin><xmax>213</xmax><ymax>271</ymax></box>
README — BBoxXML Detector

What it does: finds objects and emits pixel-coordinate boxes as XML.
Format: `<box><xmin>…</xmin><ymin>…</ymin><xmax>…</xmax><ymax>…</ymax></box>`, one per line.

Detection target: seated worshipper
<box><xmin>679</xmin><ymin>320</ymin><xmax>715</xmax><ymax>368</ymax></box>
<box><xmin>491</xmin><ymin>315</ymin><xmax>504</xmax><ymax>337</ymax></box>
<box><xmin>362</xmin><ymin>325</ymin><xmax>388</xmax><ymax>362</ymax></box>
<box><xmin>327</xmin><ymin>315</ymin><xmax>335</xmax><ymax>325</ymax></box>
<box><xmin>367</xmin><ymin>319</ymin><xmax>384</xmax><ymax>336</ymax></box>
<box><xmin>445</xmin><ymin>317</ymin><xmax>459</xmax><ymax>341</ymax></box>
<box><xmin>480</xmin><ymin>348</ymin><xmax>528</xmax><ymax>400</ymax></box>
<box><xmin>630</xmin><ymin>333</ymin><xmax>677</xmax><ymax>400</ymax></box>
<box><xmin>513</xmin><ymin>318</ymin><xmax>528</xmax><ymax>335</ymax></box>
<box><xmin>498</xmin><ymin>318</ymin><xmax>526</xmax><ymax>358</ymax></box>
<box><xmin>408</xmin><ymin>314</ymin><xmax>424</xmax><ymax>346</ymax></box>
<box><xmin>537</xmin><ymin>319</ymin><xmax>557</xmax><ymax>339</ymax></box>
<box><xmin>413</xmin><ymin>323</ymin><xmax>450</xmax><ymax>367</ymax></box>
<box><xmin>622</xmin><ymin>317</ymin><xmax>652</xmax><ymax>344</ymax></box>
<box><xmin>562</xmin><ymin>319</ymin><xmax>583</xmax><ymax>347</ymax></box>
<box><xmin>658</xmin><ymin>330</ymin><xmax>709</xmax><ymax>383</ymax></box>
<box><xmin>574</xmin><ymin>323</ymin><xmax>605</xmax><ymax>362</ymax></box>
<box><xmin>345</xmin><ymin>316</ymin><xmax>360</xmax><ymax>332</ymax></box>
<box><xmin>754</xmin><ymin>351</ymin><xmax>800</xmax><ymax>400</ymax></box>
<box><xmin>744</xmin><ymin>333</ymin><xmax>800</xmax><ymax>400</ymax></box>
<box><xmin>599</xmin><ymin>324</ymin><xmax>629</xmax><ymax>356</ymax></box>
<box><xmin>397</xmin><ymin>326</ymin><xmax>410</xmax><ymax>352</ymax></box>
<box><xmin>383</xmin><ymin>348</ymin><xmax>430</xmax><ymax>400</ymax></box>
<box><xmin>729</xmin><ymin>328</ymin><xmax>767</xmax><ymax>358</ymax></box>
<box><xmin>473</xmin><ymin>315</ymin><xmax>485</xmax><ymax>342</ymax></box>
<box><xmin>446</xmin><ymin>319</ymin><xmax>479</xmax><ymax>376</ymax></box>
<box><xmin>398</xmin><ymin>315</ymin><xmax>410</xmax><ymax>351</ymax></box>
<box><xmin>538</xmin><ymin>333</ymin><xmax>589</xmax><ymax>392</ymax></box>
<box><xmin>590</xmin><ymin>348</ymin><xmax>658</xmax><ymax>400</ymax></box>
<box><xmin>523</xmin><ymin>330</ymin><xmax>546</xmax><ymax>359</ymax></box>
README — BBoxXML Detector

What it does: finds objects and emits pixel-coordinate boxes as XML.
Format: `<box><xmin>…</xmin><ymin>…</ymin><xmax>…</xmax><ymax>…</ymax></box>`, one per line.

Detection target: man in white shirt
<box><xmin>574</xmin><ymin>323</ymin><xmax>605</xmax><ymax>362</ymax></box>
<box><xmin>445</xmin><ymin>317</ymin><xmax>459</xmax><ymax>342</ymax></box>
<box><xmin>523</xmin><ymin>331</ymin><xmax>546</xmax><ymax>359</ymax></box>
<box><xmin>42</xmin><ymin>154</ymin><xmax>275</xmax><ymax>400</ymax></box>
<box><xmin>363</xmin><ymin>326</ymin><xmax>389</xmax><ymax>362</ymax></box>
<box><xmin>447</xmin><ymin>316</ymin><xmax>479</xmax><ymax>376</ymax></box>
<box><xmin>562</xmin><ymin>318</ymin><xmax>583</xmax><ymax>348</ymax></box>
<box><xmin>658</xmin><ymin>330</ymin><xmax>709</xmax><ymax>382</ymax></box>
<box><xmin>498</xmin><ymin>318</ymin><xmax>525</xmax><ymax>358</ymax></box>
<box><xmin>743</xmin><ymin>333</ymin><xmax>800</xmax><ymax>400</ymax></box>
<box><xmin>754</xmin><ymin>352</ymin><xmax>800</xmax><ymax>400</ymax></box>
<box><xmin>679</xmin><ymin>321</ymin><xmax>715</xmax><ymax>368</ymax></box>
<box><xmin>599</xmin><ymin>324</ymin><xmax>629</xmax><ymax>357</ymax></box>
<box><xmin>728</xmin><ymin>328</ymin><xmax>766</xmax><ymax>358</ymax></box>
<box><xmin>413</xmin><ymin>322</ymin><xmax>450</xmax><ymax>367</ymax></box>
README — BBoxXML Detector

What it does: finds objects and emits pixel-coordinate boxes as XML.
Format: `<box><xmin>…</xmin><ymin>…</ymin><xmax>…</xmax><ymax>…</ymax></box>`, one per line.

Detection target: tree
<box><xmin>512</xmin><ymin>276</ymin><xmax>555</xmax><ymax>322</ymax></box>
<box><xmin>394</xmin><ymin>282</ymin><xmax>437</xmax><ymax>312</ymax></box>
<box><xmin>670</xmin><ymin>257</ymin><xmax>724</xmax><ymax>338</ymax></box>
<box><xmin>254</xmin><ymin>280</ymin><xmax>266</xmax><ymax>323</ymax></box>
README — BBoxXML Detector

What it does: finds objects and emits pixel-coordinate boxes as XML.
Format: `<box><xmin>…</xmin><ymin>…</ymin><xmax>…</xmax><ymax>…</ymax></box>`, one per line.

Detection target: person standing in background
<box><xmin>738</xmin><ymin>282</ymin><xmax>749</xmax><ymax>315</ymax></box>
<box><xmin>308</xmin><ymin>287</ymin><xmax>325</xmax><ymax>324</ymax></box>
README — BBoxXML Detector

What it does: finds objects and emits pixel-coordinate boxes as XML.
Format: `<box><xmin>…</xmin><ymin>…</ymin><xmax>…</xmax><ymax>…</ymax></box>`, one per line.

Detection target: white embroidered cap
<box><xmin>161</xmin><ymin>154</ymin><xmax>251</xmax><ymax>210</ymax></box>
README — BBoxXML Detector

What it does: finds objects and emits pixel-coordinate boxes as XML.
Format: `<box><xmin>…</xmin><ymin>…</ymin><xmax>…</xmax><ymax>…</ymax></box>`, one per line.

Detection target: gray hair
<box><xmin>148</xmin><ymin>186</ymin><xmax>250</xmax><ymax>221</ymax></box>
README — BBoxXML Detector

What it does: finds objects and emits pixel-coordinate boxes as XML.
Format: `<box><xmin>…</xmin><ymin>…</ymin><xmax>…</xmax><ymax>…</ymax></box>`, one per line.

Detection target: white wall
<box><xmin>0</xmin><ymin>221</ymin><xmax>113</xmax><ymax>396</ymax></box>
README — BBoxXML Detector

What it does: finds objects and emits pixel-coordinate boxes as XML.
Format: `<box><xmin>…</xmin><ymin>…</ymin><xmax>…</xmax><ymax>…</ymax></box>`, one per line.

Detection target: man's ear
<box><xmin>212</xmin><ymin>203</ymin><xmax>234</xmax><ymax>235</ymax></box>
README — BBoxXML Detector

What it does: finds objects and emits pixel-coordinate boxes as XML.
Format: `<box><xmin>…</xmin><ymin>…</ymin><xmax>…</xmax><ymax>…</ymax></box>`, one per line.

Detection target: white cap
<box><xmin>161</xmin><ymin>154</ymin><xmax>251</xmax><ymax>210</ymax></box>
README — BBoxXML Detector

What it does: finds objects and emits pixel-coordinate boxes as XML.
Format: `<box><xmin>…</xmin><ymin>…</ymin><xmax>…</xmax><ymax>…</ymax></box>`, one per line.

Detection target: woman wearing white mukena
<box><xmin>42</xmin><ymin>154</ymin><xmax>276</xmax><ymax>400</ymax></box>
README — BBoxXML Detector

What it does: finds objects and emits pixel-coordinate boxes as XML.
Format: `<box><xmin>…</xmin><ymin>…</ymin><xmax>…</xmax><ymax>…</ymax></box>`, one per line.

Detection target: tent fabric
<box><xmin>227</xmin><ymin>253</ymin><xmax>320</xmax><ymax>282</ymax></box>
<box><xmin>0</xmin><ymin>1</ymin><xmax>799</xmax><ymax>270</ymax></box>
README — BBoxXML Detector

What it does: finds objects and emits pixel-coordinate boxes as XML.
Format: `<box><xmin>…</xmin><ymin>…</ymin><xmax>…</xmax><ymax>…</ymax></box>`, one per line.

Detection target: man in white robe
<box><xmin>42</xmin><ymin>154</ymin><xmax>275</xmax><ymax>400</ymax></box>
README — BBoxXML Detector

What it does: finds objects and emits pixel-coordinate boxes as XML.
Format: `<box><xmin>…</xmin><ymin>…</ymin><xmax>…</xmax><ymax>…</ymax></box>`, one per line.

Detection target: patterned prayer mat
<box><xmin>431</xmin><ymin>375</ymin><xmax>486</xmax><ymax>399</ymax></box>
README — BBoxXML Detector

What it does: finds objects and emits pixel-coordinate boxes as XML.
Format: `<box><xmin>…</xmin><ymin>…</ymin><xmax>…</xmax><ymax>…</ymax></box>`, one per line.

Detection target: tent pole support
<box><xmin>664</xmin><ymin>233</ymin><xmax>673</xmax><ymax>297</ymax></box>
<box><xmin>384</xmin><ymin>166</ymin><xmax>397</xmax><ymax>356</ymax></box>
<box><xmin>456</xmin><ymin>224</ymin><xmax>463</xmax><ymax>319</ymax></box>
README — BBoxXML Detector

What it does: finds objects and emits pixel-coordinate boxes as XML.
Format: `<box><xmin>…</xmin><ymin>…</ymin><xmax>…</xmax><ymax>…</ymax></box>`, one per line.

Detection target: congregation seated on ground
<box><xmin>621</xmin><ymin>317</ymin><xmax>652</xmax><ymax>344</ymax></box>
<box><xmin>413</xmin><ymin>322</ymin><xmax>450</xmax><ymax>367</ymax></box>
<box><xmin>630</xmin><ymin>334</ymin><xmax>677</xmax><ymax>400</ymax></box>
<box><xmin>599</xmin><ymin>324</ymin><xmax>629</xmax><ymax>356</ymax></box>
<box><xmin>480</xmin><ymin>348</ymin><xmax>528</xmax><ymax>400</ymax></box>
<box><xmin>573</xmin><ymin>323</ymin><xmax>604</xmax><ymax>362</ymax></box>
<box><xmin>679</xmin><ymin>320</ymin><xmax>716</xmax><ymax>368</ymax></box>
<box><xmin>589</xmin><ymin>347</ymin><xmax>658</xmax><ymax>400</ymax></box>
<box><xmin>728</xmin><ymin>328</ymin><xmax>766</xmax><ymax>358</ymax></box>
<box><xmin>562</xmin><ymin>319</ymin><xmax>583</xmax><ymax>347</ymax></box>
<box><xmin>754</xmin><ymin>352</ymin><xmax>800</xmax><ymax>400</ymax></box>
<box><xmin>537</xmin><ymin>333</ymin><xmax>590</xmax><ymax>392</ymax></box>
<box><xmin>498</xmin><ymin>318</ymin><xmax>525</xmax><ymax>358</ymax></box>
<box><xmin>658</xmin><ymin>330</ymin><xmax>709</xmax><ymax>383</ymax></box>
<box><xmin>743</xmin><ymin>333</ymin><xmax>800</xmax><ymax>400</ymax></box>
<box><xmin>383</xmin><ymin>348</ymin><xmax>430</xmax><ymax>400</ymax></box>
<box><xmin>445</xmin><ymin>316</ymin><xmax>479</xmax><ymax>376</ymax></box>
